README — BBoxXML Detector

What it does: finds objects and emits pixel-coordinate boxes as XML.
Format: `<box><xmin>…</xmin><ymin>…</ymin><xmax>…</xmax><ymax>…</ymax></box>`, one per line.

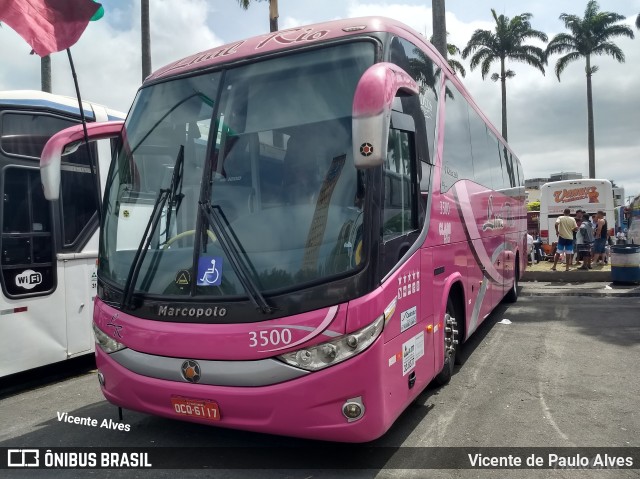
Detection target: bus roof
<box><xmin>144</xmin><ymin>16</ymin><xmax>515</xmax><ymax>162</ymax></box>
<box><xmin>540</xmin><ymin>179</ymin><xmax>612</xmax><ymax>189</ymax></box>
<box><xmin>539</xmin><ymin>179</ymin><xmax>613</xmax><ymax>213</ymax></box>
<box><xmin>0</xmin><ymin>90</ymin><xmax>125</xmax><ymax>120</ymax></box>
<box><xmin>147</xmin><ymin>16</ymin><xmax>445</xmax><ymax>84</ymax></box>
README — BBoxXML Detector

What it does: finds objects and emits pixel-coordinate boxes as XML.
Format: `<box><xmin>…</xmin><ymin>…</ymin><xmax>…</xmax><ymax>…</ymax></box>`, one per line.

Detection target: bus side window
<box><xmin>60</xmin><ymin>142</ymin><xmax>99</xmax><ymax>249</ymax></box>
<box><xmin>442</xmin><ymin>82</ymin><xmax>473</xmax><ymax>191</ymax></box>
<box><xmin>0</xmin><ymin>110</ymin><xmax>99</xmax><ymax>251</ymax></box>
<box><xmin>1</xmin><ymin>167</ymin><xmax>55</xmax><ymax>298</ymax></box>
<box><xmin>382</xmin><ymin>125</ymin><xmax>418</xmax><ymax>241</ymax></box>
<box><xmin>378</xmin><ymin>120</ymin><xmax>420</xmax><ymax>277</ymax></box>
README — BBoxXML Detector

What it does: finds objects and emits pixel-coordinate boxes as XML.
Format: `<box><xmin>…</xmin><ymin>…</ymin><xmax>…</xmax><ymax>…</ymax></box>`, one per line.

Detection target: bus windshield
<box><xmin>100</xmin><ymin>41</ymin><xmax>375</xmax><ymax>299</ymax></box>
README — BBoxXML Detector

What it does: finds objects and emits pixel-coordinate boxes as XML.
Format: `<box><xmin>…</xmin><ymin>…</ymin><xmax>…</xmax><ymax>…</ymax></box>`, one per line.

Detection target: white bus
<box><xmin>0</xmin><ymin>91</ymin><xmax>123</xmax><ymax>378</ymax></box>
<box><xmin>538</xmin><ymin>179</ymin><xmax>614</xmax><ymax>244</ymax></box>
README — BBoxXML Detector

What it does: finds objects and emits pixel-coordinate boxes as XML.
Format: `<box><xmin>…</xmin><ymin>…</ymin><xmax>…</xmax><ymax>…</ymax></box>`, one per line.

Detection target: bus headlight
<box><xmin>277</xmin><ymin>314</ymin><xmax>384</xmax><ymax>371</ymax></box>
<box><xmin>93</xmin><ymin>323</ymin><xmax>126</xmax><ymax>353</ymax></box>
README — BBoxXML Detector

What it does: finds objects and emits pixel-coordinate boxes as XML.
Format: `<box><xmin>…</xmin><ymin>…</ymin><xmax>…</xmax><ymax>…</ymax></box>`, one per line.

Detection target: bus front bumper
<box><xmin>95</xmin><ymin>340</ymin><xmax>391</xmax><ymax>443</ymax></box>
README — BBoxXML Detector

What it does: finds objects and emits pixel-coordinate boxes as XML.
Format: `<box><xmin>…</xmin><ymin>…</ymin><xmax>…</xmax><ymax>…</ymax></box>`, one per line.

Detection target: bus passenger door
<box><xmin>0</xmin><ymin>166</ymin><xmax>68</xmax><ymax>376</ymax></box>
<box><xmin>58</xmin><ymin>136</ymin><xmax>102</xmax><ymax>356</ymax></box>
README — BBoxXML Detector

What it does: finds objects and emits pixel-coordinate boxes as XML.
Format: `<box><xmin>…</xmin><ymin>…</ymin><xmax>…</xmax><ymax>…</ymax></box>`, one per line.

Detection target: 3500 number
<box><xmin>249</xmin><ymin>329</ymin><xmax>292</xmax><ymax>348</ymax></box>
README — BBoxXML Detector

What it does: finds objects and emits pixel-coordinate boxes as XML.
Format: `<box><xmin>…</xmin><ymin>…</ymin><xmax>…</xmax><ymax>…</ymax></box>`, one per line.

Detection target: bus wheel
<box><xmin>504</xmin><ymin>260</ymin><xmax>519</xmax><ymax>303</ymax></box>
<box><xmin>434</xmin><ymin>297</ymin><xmax>458</xmax><ymax>386</ymax></box>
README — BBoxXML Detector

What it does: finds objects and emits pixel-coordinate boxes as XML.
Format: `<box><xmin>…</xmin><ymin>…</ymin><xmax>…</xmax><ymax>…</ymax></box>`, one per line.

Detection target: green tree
<box><xmin>237</xmin><ymin>0</ymin><xmax>279</xmax><ymax>32</ymax></box>
<box><xmin>527</xmin><ymin>200</ymin><xmax>540</xmax><ymax>212</ymax></box>
<box><xmin>636</xmin><ymin>13</ymin><xmax>640</xmax><ymax>29</ymax></box>
<box><xmin>462</xmin><ymin>10</ymin><xmax>547</xmax><ymax>141</ymax></box>
<box><xmin>546</xmin><ymin>1</ymin><xmax>634</xmax><ymax>179</ymax></box>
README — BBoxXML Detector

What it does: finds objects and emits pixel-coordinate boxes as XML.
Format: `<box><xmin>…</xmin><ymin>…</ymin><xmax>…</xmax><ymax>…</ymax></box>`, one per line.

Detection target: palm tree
<box><xmin>428</xmin><ymin>34</ymin><xmax>466</xmax><ymax>77</ymax></box>
<box><xmin>41</xmin><ymin>56</ymin><xmax>51</xmax><ymax>93</ymax></box>
<box><xmin>432</xmin><ymin>0</ymin><xmax>447</xmax><ymax>60</ymax></box>
<box><xmin>546</xmin><ymin>1</ymin><xmax>634</xmax><ymax>179</ymax></box>
<box><xmin>237</xmin><ymin>0</ymin><xmax>279</xmax><ymax>33</ymax></box>
<box><xmin>141</xmin><ymin>0</ymin><xmax>151</xmax><ymax>81</ymax></box>
<box><xmin>462</xmin><ymin>10</ymin><xmax>547</xmax><ymax>141</ymax></box>
<box><xmin>446</xmin><ymin>42</ymin><xmax>466</xmax><ymax>77</ymax></box>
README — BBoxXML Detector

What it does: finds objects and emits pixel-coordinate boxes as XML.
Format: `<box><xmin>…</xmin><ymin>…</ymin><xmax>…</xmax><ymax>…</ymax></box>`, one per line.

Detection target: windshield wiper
<box><xmin>163</xmin><ymin>145</ymin><xmax>185</xmax><ymax>241</ymax></box>
<box><xmin>120</xmin><ymin>146</ymin><xmax>184</xmax><ymax>309</ymax></box>
<box><xmin>120</xmin><ymin>189</ymin><xmax>169</xmax><ymax>309</ymax></box>
<box><xmin>199</xmin><ymin>201</ymin><xmax>274</xmax><ymax>314</ymax></box>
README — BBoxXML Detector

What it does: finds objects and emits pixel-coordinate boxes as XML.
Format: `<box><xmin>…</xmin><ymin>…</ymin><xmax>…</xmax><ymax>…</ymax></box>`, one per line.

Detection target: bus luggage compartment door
<box><xmin>62</xmin><ymin>255</ymin><xmax>96</xmax><ymax>356</ymax></box>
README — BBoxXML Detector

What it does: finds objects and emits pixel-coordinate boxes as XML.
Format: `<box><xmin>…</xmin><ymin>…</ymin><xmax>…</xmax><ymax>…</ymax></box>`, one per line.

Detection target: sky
<box><xmin>1</xmin><ymin>0</ymin><xmax>639</xmax><ymax>199</ymax></box>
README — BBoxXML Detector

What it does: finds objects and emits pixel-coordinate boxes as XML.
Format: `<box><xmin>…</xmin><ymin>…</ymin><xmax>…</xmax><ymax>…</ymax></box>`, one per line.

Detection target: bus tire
<box><xmin>434</xmin><ymin>297</ymin><xmax>458</xmax><ymax>386</ymax></box>
<box><xmin>504</xmin><ymin>258</ymin><xmax>519</xmax><ymax>303</ymax></box>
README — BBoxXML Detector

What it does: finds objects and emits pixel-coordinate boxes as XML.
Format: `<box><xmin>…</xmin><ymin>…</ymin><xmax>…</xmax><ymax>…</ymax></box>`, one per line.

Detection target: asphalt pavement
<box><xmin>520</xmin><ymin>281</ymin><xmax>640</xmax><ymax>297</ymax></box>
<box><xmin>1</xmin><ymin>292</ymin><xmax>638</xmax><ymax>479</ymax></box>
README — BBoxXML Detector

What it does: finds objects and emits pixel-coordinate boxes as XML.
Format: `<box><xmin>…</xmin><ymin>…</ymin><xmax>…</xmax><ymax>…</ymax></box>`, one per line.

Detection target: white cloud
<box><xmin>0</xmin><ymin>0</ymin><xmax>223</xmax><ymax>112</ymax></box>
<box><xmin>1</xmin><ymin>0</ymin><xmax>638</xmax><ymax>197</ymax></box>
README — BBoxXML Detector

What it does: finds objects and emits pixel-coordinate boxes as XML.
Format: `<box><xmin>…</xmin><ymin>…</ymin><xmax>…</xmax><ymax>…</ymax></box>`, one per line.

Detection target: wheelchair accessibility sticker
<box><xmin>197</xmin><ymin>257</ymin><xmax>223</xmax><ymax>286</ymax></box>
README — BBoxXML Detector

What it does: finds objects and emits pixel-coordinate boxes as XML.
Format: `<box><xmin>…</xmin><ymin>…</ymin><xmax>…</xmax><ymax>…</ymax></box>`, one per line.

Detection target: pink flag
<box><xmin>0</xmin><ymin>0</ymin><xmax>101</xmax><ymax>57</ymax></box>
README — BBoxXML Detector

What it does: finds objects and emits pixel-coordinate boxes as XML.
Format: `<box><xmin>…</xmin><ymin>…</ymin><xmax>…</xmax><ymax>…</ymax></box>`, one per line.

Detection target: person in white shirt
<box><xmin>527</xmin><ymin>232</ymin><xmax>535</xmax><ymax>264</ymax></box>
<box><xmin>552</xmin><ymin>208</ymin><xmax>578</xmax><ymax>271</ymax></box>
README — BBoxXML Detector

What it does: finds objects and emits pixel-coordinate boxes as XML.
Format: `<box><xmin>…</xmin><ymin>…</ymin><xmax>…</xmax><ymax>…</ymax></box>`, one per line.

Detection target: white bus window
<box><xmin>0</xmin><ymin>112</ymin><xmax>81</xmax><ymax>159</ymax></box>
<box><xmin>60</xmin><ymin>141</ymin><xmax>99</xmax><ymax>248</ymax></box>
<box><xmin>0</xmin><ymin>110</ymin><xmax>98</xmax><ymax>249</ymax></box>
<box><xmin>1</xmin><ymin>167</ymin><xmax>55</xmax><ymax>297</ymax></box>
<box><xmin>61</xmin><ymin>165</ymin><xmax>98</xmax><ymax>247</ymax></box>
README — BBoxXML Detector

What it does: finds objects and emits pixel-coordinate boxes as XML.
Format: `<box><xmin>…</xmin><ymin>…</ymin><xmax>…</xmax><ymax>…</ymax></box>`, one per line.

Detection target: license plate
<box><xmin>171</xmin><ymin>396</ymin><xmax>220</xmax><ymax>421</ymax></box>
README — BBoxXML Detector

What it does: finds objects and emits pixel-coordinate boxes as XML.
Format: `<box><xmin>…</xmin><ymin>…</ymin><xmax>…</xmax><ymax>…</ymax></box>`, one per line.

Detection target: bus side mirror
<box><xmin>352</xmin><ymin>62</ymin><xmax>419</xmax><ymax>169</ymax></box>
<box><xmin>40</xmin><ymin>121</ymin><xmax>124</xmax><ymax>200</ymax></box>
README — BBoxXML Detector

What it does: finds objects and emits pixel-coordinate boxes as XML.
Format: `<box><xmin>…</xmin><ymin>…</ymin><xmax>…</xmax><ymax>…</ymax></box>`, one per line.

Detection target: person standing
<box><xmin>552</xmin><ymin>208</ymin><xmax>578</xmax><ymax>271</ymax></box>
<box><xmin>527</xmin><ymin>232</ymin><xmax>535</xmax><ymax>264</ymax></box>
<box><xmin>574</xmin><ymin>209</ymin><xmax>584</xmax><ymax>265</ymax></box>
<box><xmin>577</xmin><ymin>213</ymin><xmax>595</xmax><ymax>270</ymax></box>
<box><xmin>592</xmin><ymin>210</ymin><xmax>608</xmax><ymax>265</ymax></box>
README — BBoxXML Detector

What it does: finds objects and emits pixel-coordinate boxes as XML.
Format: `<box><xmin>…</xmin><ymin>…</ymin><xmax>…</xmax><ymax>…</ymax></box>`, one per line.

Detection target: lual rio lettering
<box><xmin>256</xmin><ymin>28</ymin><xmax>330</xmax><ymax>49</ymax></box>
<box><xmin>164</xmin><ymin>41</ymin><xmax>245</xmax><ymax>73</ymax></box>
<box><xmin>483</xmin><ymin>196</ymin><xmax>514</xmax><ymax>231</ymax></box>
<box><xmin>163</xmin><ymin>26</ymin><xmax>331</xmax><ymax>75</ymax></box>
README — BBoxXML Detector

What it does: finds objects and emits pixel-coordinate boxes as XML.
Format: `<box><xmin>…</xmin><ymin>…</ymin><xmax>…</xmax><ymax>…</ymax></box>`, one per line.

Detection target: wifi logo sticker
<box><xmin>15</xmin><ymin>270</ymin><xmax>43</xmax><ymax>290</ymax></box>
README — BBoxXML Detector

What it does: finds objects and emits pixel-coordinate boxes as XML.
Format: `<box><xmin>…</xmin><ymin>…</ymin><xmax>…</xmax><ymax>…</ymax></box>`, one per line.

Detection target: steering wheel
<box><xmin>163</xmin><ymin>229</ymin><xmax>217</xmax><ymax>249</ymax></box>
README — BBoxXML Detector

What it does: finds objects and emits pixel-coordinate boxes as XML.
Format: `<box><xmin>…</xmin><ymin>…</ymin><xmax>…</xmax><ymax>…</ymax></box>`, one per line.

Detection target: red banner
<box><xmin>0</xmin><ymin>0</ymin><xmax>101</xmax><ymax>56</ymax></box>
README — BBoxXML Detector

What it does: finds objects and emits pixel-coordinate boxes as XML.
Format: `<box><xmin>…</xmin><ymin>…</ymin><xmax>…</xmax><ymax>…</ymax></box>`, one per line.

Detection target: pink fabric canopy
<box><xmin>0</xmin><ymin>0</ymin><xmax>101</xmax><ymax>56</ymax></box>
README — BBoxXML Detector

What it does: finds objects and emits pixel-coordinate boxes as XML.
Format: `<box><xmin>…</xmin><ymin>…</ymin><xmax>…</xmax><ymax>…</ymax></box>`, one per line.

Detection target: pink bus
<box><xmin>40</xmin><ymin>17</ymin><xmax>526</xmax><ymax>442</ymax></box>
